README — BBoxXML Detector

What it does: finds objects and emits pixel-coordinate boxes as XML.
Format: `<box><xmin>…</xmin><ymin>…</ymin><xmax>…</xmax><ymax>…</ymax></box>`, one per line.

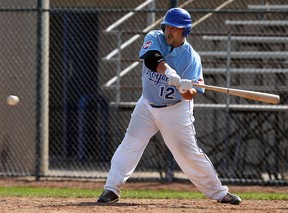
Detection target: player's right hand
<box><xmin>165</xmin><ymin>68</ymin><xmax>181</xmax><ymax>86</ymax></box>
<box><xmin>177</xmin><ymin>79</ymin><xmax>193</xmax><ymax>93</ymax></box>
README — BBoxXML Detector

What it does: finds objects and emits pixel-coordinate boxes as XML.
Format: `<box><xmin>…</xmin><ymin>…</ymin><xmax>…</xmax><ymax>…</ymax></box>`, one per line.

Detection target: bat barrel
<box><xmin>193</xmin><ymin>83</ymin><xmax>280</xmax><ymax>104</ymax></box>
<box><xmin>228</xmin><ymin>88</ymin><xmax>280</xmax><ymax>104</ymax></box>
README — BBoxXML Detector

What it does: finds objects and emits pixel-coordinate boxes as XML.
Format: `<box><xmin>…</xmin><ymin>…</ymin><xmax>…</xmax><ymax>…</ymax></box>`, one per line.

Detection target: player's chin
<box><xmin>165</xmin><ymin>38</ymin><xmax>173</xmax><ymax>45</ymax></box>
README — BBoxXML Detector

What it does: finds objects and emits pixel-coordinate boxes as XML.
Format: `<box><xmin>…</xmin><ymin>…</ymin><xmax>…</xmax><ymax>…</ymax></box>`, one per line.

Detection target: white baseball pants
<box><xmin>104</xmin><ymin>96</ymin><xmax>228</xmax><ymax>200</ymax></box>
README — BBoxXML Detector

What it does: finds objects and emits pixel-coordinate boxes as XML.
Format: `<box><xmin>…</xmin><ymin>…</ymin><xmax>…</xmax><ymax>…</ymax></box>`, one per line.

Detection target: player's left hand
<box><xmin>165</xmin><ymin>68</ymin><xmax>181</xmax><ymax>86</ymax></box>
<box><xmin>178</xmin><ymin>79</ymin><xmax>193</xmax><ymax>94</ymax></box>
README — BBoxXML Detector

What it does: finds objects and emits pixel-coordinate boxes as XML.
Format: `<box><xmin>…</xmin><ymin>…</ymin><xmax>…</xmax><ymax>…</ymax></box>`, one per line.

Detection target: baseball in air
<box><xmin>7</xmin><ymin>95</ymin><xmax>20</xmax><ymax>106</ymax></box>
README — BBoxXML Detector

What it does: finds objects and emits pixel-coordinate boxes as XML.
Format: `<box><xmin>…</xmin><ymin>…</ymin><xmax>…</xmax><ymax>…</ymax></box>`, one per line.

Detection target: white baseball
<box><xmin>7</xmin><ymin>95</ymin><xmax>20</xmax><ymax>106</ymax></box>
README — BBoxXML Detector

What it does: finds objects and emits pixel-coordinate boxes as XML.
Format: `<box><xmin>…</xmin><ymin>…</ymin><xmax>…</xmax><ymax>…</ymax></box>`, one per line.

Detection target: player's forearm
<box><xmin>156</xmin><ymin>61</ymin><xmax>171</xmax><ymax>74</ymax></box>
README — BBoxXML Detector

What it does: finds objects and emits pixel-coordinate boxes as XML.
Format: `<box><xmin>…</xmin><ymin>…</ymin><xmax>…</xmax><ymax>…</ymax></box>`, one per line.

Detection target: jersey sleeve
<box><xmin>139</xmin><ymin>31</ymin><xmax>162</xmax><ymax>59</ymax></box>
<box><xmin>182</xmin><ymin>50</ymin><xmax>205</xmax><ymax>94</ymax></box>
<box><xmin>193</xmin><ymin>66</ymin><xmax>205</xmax><ymax>93</ymax></box>
<box><xmin>192</xmin><ymin>53</ymin><xmax>205</xmax><ymax>93</ymax></box>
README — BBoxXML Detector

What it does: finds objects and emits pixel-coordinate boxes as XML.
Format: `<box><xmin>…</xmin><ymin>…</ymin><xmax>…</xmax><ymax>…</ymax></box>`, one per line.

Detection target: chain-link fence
<box><xmin>0</xmin><ymin>0</ymin><xmax>287</xmax><ymax>185</ymax></box>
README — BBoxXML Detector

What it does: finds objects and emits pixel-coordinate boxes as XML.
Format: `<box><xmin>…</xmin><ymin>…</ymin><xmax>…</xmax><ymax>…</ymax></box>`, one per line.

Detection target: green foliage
<box><xmin>0</xmin><ymin>187</ymin><xmax>287</xmax><ymax>200</ymax></box>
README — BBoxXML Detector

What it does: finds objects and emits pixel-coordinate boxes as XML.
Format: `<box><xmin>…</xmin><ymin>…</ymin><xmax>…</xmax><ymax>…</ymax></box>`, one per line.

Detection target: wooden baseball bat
<box><xmin>192</xmin><ymin>83</ymin><xmax>280</xmax><ymax>104</ymax></box>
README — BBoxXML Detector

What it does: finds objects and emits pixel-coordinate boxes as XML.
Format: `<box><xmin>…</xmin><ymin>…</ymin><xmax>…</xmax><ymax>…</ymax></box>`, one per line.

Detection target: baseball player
<box><xmin>98</xmin><ymin>8</ymin><xmax>241</xmax><ymax>205</ymax></box>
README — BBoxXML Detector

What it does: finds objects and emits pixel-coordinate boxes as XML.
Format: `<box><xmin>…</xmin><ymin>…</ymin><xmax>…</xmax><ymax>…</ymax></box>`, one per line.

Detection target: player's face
<box><xmin>164</xmin><ymin>25</ymin><xmax>185</xmax><ymax>47</ymax></box>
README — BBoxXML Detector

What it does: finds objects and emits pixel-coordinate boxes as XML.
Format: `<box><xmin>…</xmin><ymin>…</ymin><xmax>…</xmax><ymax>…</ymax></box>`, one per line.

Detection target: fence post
<box><xmin>223</xmin><ymin>32</ymin><xmax>232</xmax><ymax>176</ymax></box>
<box><xmin>35</xmin><ymin>0</ymin><xmax>50</xmax><ymax>181</ymax></box>
<box><xmin>147</xmin><ymin>0</ymin><xmax>155</xmax><ymax>24</ymax></box>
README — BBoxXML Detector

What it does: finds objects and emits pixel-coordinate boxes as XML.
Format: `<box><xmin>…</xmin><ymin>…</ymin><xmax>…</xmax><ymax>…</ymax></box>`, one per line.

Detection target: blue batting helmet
<box><xmin>161</xmin><ymin>8</ymin><xmax>192</xmax><ymax>37</ymax></box>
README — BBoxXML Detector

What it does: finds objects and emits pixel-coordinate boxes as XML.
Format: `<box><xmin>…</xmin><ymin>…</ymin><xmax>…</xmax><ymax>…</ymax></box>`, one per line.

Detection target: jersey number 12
<box><xmin>159</xmin><ymin>86</ymin><xmax>175</xmax><ymax>100</ymax></box>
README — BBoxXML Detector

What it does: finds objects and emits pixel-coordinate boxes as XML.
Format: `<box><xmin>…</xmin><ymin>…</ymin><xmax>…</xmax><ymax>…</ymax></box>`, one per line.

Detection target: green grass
<box><xmin>0</xmin><ymin>186</ymin><xmax>287</xmax><ymax>200</ymax></box>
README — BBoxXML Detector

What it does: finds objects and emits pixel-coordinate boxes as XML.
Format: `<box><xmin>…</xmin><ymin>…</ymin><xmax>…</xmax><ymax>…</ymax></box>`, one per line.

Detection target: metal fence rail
<box><xmin>0</xmin><ymin>0</ymin><xmax>287</xmax><ymax>185</ymax></box>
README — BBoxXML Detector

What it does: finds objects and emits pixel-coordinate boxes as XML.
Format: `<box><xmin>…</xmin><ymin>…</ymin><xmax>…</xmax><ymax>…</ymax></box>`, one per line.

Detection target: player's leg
<box><xmin>158</xmin><ymin>100</ymin><xmax>229</xmax><ymax>200</ymax></box>
<box><xmin>99</xmin><ymin>96</ymin><xmax>158</xmax><ymax>200</ymax></box>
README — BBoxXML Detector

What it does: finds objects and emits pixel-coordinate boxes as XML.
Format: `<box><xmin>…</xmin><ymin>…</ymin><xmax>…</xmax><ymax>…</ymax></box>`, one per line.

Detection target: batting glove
<box><xmin>178</xmin><ymin>79</ymin><xmax>193</xmax><ymax>94</ymax></box>
<box><xmin>165</xmin><ymin>68</ymin><xmax>181</xmax><ymax>86</ymax></box>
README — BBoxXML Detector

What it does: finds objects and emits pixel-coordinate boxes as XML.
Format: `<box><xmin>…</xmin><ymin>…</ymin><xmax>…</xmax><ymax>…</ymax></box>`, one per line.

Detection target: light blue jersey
<box><xmin>139</xmin><ymin>30</ymin><xmax>204</xmax><ymax>106</ymax></box>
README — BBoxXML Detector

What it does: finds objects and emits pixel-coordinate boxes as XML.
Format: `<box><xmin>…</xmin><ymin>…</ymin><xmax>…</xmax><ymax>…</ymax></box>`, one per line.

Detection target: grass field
<box><xmin>0</xmin><ymin>180</ymin><xmax>288</xmax><ymax>212</ymax></box>
<box><xmin>1</xmin><ymin>186</ymin><xmax>288</xmax><ymax>200</ymax></box>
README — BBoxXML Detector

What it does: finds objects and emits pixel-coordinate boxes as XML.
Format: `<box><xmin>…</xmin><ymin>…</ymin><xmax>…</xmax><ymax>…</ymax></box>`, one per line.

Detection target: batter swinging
<box><xmin>98</xmin><ymin>8</ymin><xmax>241</xmax><ymax>205</ymax></box>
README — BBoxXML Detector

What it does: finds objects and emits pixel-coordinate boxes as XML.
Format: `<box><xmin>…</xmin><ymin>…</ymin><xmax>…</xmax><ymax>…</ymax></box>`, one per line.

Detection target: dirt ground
<box><xmin>0</xmin><ymin>177</ymin><xmax>287</xmax><ymax>213</ymax></box>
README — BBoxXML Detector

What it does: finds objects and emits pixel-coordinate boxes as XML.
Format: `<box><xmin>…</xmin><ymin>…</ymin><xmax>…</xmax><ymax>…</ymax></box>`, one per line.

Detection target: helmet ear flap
<box><xmin>184</xmin><ymin>27</ymin><xmax>191</xmax><ymax>37</ymax></box>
